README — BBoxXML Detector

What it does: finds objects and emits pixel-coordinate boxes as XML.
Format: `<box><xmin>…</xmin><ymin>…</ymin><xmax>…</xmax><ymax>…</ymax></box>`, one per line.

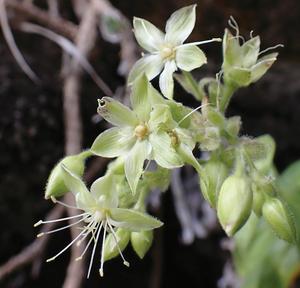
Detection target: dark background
<box><xmin>1</xmin><ymin>0</ymin><xmax>300</xmax><ymax>287</ymax></box>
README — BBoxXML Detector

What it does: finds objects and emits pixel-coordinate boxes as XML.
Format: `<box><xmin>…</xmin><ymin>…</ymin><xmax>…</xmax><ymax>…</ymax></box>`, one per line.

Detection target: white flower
<box><xmin>128</xmin><ymin>4</ymin><xmax>220</xmax><ymax>99</ymax></box>
<box><xmin>34</xmin><ymin>165</ymin><xmax>162</xmax><ymax>278</ymax></box>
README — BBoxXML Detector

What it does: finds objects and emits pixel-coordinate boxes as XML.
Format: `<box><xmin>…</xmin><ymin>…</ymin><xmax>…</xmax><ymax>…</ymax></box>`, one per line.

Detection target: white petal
<box><xmin>128</xmin><ymin>54</ymin><xmax>163</xmax><ymax>85</ymax></box>
<box><xmin>159</xmin><ymin>60</ymin><xmax>177</xmax><ymax>99</ymax></box>
<box><xmin>165</xmin><ymin>5</ymin><xmax>196</xmax><ymax>45</ymax></box>
<box><xmin>176</xmin><ymin>45</ymin><xmax>207</xmax><ymax>71</ymax></box>
<box><xmin>133</xmin><ymin>17</ymin><xmax>165</xmax><ymax>52</ymax></box>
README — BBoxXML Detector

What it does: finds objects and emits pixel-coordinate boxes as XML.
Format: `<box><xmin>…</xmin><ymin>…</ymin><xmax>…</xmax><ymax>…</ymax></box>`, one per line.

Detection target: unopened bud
<box><xmin>217</xmin><ymin>174</ymin><xmax>252</xmax><ymax>236</ymax></box>
<box><xmin>262</xmin><ymin>197</ymin><xmax>296</xmax><ymax>243</ymax></box>
<box><xmin>45</xmin><ymin>151</ymin><xmax>90</xmax><ymax>199</ymax></box>
<box><xmin>131</xmin><ymin>230</ymin><xmax>153</xmax><ymax>259</ymax></box>
<box><xmin>200</xmin><ymin>160</ymin><xmax>228</xmax><ymax>207</ymax></box>
<box><xmin>104</xmin><ymin>228</ymin><xmax>130</xmax><ymax>261</ymax></box>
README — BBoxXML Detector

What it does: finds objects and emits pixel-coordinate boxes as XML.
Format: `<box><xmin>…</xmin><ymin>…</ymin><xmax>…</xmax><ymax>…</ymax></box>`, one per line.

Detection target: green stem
<box><xmin>219</xmin><ymin>82</ymin><xmax>237</xmax><ymax>113</ymax></box>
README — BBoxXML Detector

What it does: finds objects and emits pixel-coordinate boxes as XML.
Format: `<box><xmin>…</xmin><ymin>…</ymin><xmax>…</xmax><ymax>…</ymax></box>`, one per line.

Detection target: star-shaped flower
<box><xmin>128</xmin><ymin>5</ymin><xmax>219</xmax><ymax>99</ymax></box>
<box><xmin>35</xmin><ymin>165</ymin><xmax>162</xmax><ymax>278</ymax></box>
<box><xmin>91</xmin><ymin>75</ymin><xmax>183</xmax><ymax>194</ymax></box>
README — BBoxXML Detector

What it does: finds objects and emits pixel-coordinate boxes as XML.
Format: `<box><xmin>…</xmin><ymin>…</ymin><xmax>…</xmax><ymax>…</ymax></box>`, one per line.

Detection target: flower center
<box><xmin>168</xmin><ymin>130</ymin><xmax>179</xmax><ymax>147</ymax></box>
<box><xmin>134</xmin><ymin>124</ymin><xmax>149</xmax><ymax>140</ymax></box>
<box><xmin>160</xmin><ymin>45</ymin><xmax>176</xmax><ymax>60</ymax></box>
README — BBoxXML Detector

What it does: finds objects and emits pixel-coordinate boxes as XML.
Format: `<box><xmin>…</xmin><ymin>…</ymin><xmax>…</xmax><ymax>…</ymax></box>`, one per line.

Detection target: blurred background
<box><xmin>0</xmin><ymin>0</ymin><xmax>300</xmax><ymax>287</ymax></box>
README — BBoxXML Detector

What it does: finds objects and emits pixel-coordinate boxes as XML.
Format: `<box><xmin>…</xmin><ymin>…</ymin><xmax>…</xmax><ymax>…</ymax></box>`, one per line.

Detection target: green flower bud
<box><xmin>131</xmin><ymin>230</ymin><xmax>153</xmax><ymax>259</ymax></box>
<box><xmin>262</xmin><ymin>197</ymin><xmax>296</xmax><ymax>243</ymax></box>
<box><xmin>225</xmin><ymin>116</ymin><xmax>241</xmax><ymax>138</ymax></box>
<box><xmin>199</xmin><ymin>127</ymin><xmax>221</xmax><ymax>151</ymax></box>
<box><xmin>45</xmin><ymin>151</ymin><xmax>90</xmax><ymax>199</ymax></box>
<box><xmin>199</xmin><ymin>160</ymin><xmax>228</xmax><ymax>207</ymax></box>
<box><xmin>217</xmin><ymin>174</ymin><xmax>253</xmax><ymax>236</ymax></box>
<box><xmin>104</xmin><ymin>228</ymin><xmax>130</xmax><ymax>262</ymax></box>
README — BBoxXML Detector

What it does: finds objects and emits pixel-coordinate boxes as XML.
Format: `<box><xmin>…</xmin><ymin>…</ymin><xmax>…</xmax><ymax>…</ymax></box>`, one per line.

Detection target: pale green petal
<box><xmin>241</xmin><ymin>36</ymin><xmax>260</xmax><ymax>68</ymax></box>
<box><xmin>165</xmin><ymin>5</ymin><xmax>196</xmax><ymax>45</ymax></box>
<box><xmin>149</xmin><ymin>104</ymin><xmax>176</xmax><ymax>131</ymax></box>
<box><xmin>125</xmin><ymin>140</ymin><xmax>150</xmax><ymax>194</ymax></box>
<box><xmin>222</xmin><ymin>28</ymin><xmax>242</xmax><ymax>68</ymax></box>
<box><xmin>131</xmin><ymin>74</ymin><xmax>152</xmax><ymax>121</ymax></box>
<box><xmin>251</xmin><ymin>52</ymin><xmax>278</xmax><ymax>83</ymax></box>
<box><xmin>61</xmin><ymin>165</ymin><xmax>95</xmax><ymax>209</ymax></box>
<box><xmin>91</xmin><ymin>127</ymin><xmax>135</xmax><ymax>158</ymax></box>
<box><xmin>133</xmin><ymin>17</ymin><xmax>164</xmax><ymax>52</ymax></box>
<box><xmin>90</xmin><ymin>174</ymin><xmax>118</xmax><ymax>208</ymax></box>
<box><xmin>159</xmin><ymin>60</ymin><xmax>177</xmax><ymax>99</ymax></box>
<box><xmin>128</xmin><ymin>54</ymin><xmax>164</xmax><ymax>85</ymax></box>
<box><xmin>110</xmin><ymin>208</ymin><xmax>163</xmax><ymax>231</ymax></box>
<box><xmin>149</xmin><ymin>132</ymin><xmax>183</xmax><ymax>169</ymax></box>
<box><xmin>176</xmin><ymin>45</ymin><xmax>207</xmax><ymax>71</ymax></box>
<box><xmin>176</xmin><ymin>143</ymin><xmax>202</xmax><ymax>174</ymax></box>
<box><xmin>97</xmin><ymin>97</ymin><xmax>138</xmax><ymax>127</ymax></box>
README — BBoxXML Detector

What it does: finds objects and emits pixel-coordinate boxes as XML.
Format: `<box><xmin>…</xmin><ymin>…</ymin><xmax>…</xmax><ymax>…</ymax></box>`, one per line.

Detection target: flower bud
<box><xmin>104</xmin><ymin>228</ymin><xmax>130</xmax><ymax>261</ymax></box>
<box><xmin>45</xmin><ymin>152</ymin><xmax>89</xmax><ymax>199</ymax></box>
<box><xmin>262</xmin><ymin>197</ymin><xmax>296</xmax><ymax>243</ymax></box>
<box><xmin>131</xmin><ymin>230</ymin><xmax>153</xmax><ymax>259</ymax></box>
<box><xmin>217</xmin><ymin>174</ymin><xmax>252</xmax><ymax>236</ymax></box>
<box><xmin>199</xmin><ymin>160</ymin><xmax>228</xmax><ymax>207</ymax></box>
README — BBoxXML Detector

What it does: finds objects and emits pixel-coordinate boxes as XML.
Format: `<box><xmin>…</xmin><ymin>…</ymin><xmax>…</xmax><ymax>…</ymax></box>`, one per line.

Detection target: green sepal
<box><xmin>104</xmin><ymin>228</ymin><xmax>130</xmax><ymax>262</ymax></box>
<box><xmin>131</xmin><ymin>230</ymin><xmax>153</xmax><ymax>259</ymax></box>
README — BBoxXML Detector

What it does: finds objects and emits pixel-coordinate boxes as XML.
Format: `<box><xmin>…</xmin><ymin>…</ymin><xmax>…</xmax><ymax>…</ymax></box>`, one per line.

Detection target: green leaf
<box><xmin>110</xmin><ymin>208</ymin><xmax>163</xmax><ymax>231</ymax></box>
<box><xmin>131</xmin><ymin>74</ymin><xmax>152</xmax><ymax>121</ymax></box>
<box><xmin>159</xmin><ymin>60</ymin><xmax>177</xmax><ymax>99</ymax></box>
<box><xmin>149</xmin><ymin>131</ymin><xmax>183</xmax><ymax>169</ymax></box>
<box><xmin>131</xmin><ymin>230</ymin><xmax>153</xmax><ymax>259</ymax></box>
<box><xmin>91</xmin><ymin>127</ymin><xmax>135</xmax><ymax>158</ymax></box>
<box><xmin>128</xmin><ymin>55</ymin><xmax>163</xmax><ymax>85</ymax></box>
<box><xmin>97</xmin><ymin>97</ymin><xmax>138</xmax><ymax>127</ymax></box>
<box><xmin>133</xmin><ymin>17</ymin><xmax>164</xmax><ymax>52</ymax></box>
<box><xmin>125</xmin><ymin>140</ymin><xmax>149</xmax><ymax>194</ymax></box>
<box><xmin>61</xmin><ymin>164</ymin><xmax>95</xmax><ymax>209</ymax></box>
<box><xmin>165</xmin><ymin>5</ymin><xmax>196</xmax><ymax>45</ymax></box>
<box><xmin>176</xmin><ymin>45</ymin><xmax>207</xmax><ymax>71</ymax></box>
<box><xmin>104</xmin><ymin>228</ymin><xmax>130</xmax><ymax>261</ymax></box>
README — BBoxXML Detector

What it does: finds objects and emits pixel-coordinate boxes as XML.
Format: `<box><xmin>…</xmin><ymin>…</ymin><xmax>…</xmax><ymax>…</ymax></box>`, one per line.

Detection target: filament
<box><xmin>258</xmin><ymin>44</ymin><xmax>284</xmax><ymax>56</ymax></box>
<box><xmin>34</xmin><ymin>212</ymin><xmax>88</xmax><ymax>227</ymax></box>
<box><xmin>175</xmin><ymin>38</ymin><xmax>221</xmax><ymax>49</ymax></box>
<box><xmin>99</xmin><ymin>221</ymin><xmax>108</xmax><ymax>277</ymax></box>
<box><xmin>51</xmin><ymin>196</ymin><xmax>79</xmax><ymax>209</ymax></box>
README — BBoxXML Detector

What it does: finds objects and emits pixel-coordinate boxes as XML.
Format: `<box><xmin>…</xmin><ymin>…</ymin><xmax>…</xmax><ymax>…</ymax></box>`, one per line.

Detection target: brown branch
<box><xmin>0</xmin><ymin>204</ymin><xmax>64</xmax><ymax>279</ymax></box>
<box><xmin>62</xmin><ymin>2</ymin><xmax>100</xmax><ymax>288</ymax></box>
<box><xmin>5</xmin><ymin>0</ymin><xmax>77</xmax><ymax>39</ymax></box>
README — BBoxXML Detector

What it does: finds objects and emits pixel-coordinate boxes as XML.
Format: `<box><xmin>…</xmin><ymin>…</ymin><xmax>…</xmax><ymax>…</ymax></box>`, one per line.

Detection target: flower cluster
<box><xmin>37</xmin><ymin>4</ymin><xmax>296</xmax><ymax>279</ymax></box>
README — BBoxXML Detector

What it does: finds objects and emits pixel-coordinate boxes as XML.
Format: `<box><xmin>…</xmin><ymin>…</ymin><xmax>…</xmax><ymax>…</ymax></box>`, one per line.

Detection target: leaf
<box><xmin>176</xmin><ymin>45</ymin><xmax>207</xmax><ymax>71</ymax></box>
<box><xmin>110</xmin><ymin>208</ymin><xmax>163</xmax><ymax>231</ymax></box>
<box><xmin>133</xmin><ymin>17</ymin><xmax>164</xmax><ymax>52</ymax></box>
<box><xmin>91</xmin><ymin>127</ymin><xmax>135</xmax><ymax>158</ymax></box>
<box><xmin>125</xmin><ymin>140</ymin><xmax>149</xmax><ymax>194</ymax></box>
<box><xmin>165</xmin><ymin>5</ymin><xmax>196</xmax><ymax>45</ymax></box>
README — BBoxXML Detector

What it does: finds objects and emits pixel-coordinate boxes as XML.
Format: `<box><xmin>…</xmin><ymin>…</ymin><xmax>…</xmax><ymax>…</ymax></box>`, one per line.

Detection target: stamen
<box><xmin>87</xmin><ymin>221</ymin><xmax>103</xmax><ymax>279</ymax></box>
<box><xmin>99</xmin><ymin>221</ymin><xmax>108</xmax><ymax>277</ymax></box>
<box><xmin>216</xmin><ymin>70</ymin><xmax>224</xmax><ymax>110</ymax></box>
<box><xmin>175</xmin><ymin>38</ymin><xmax>221</xmax><ymax>49</ymax></box>
<box><xmin>76</xmin><ymin>221</ymin><xmax>96</xmax><ymax>247</ymax></box>
<box><xmin>258</xmin><ymin>44</ymin><xmax>284</xmax><ymax>56</ymax></box>
<box><xmin>228</xmin><ymin>16</ymin><xmax>239</xmax><ymax>37</ymax></box>
<box><xmin>34</xmin><ymin>212</ymin><xmax>89</xmax><ymax>227</ymax></box>
<box><xmin>40</xmin><ymin>215</ymin><xmax>89</xmax><ymax>237</ymax></box>
<box><xmin>250</xmin><ymin>30</ymin><xmax>254</xmax><ymax>38</ymax></box>
<box><xmin>51</xmin><ymin>196</ymin><xmax>79</xmax><ymax>209</ymax></box>
<box><xmin>46</xmin><ymin>228</ymin><xmax>87</xmax><ymax>262</ymax></box>
<box><xmin>107</xmin><ymin>220</ymin><xmax>130</xmax><ymax>267</ymax></box>
<box><xmin>178</xmin><ymin>103</ymin><xmax>210</xmax><ymax>125</ymax></box>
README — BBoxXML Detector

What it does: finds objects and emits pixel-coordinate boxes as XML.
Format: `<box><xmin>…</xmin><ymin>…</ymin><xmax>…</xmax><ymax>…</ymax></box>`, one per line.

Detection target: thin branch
<box><xmin>0</xmin><ymin>0</ymin><xmax>39</xmax><ymax>82</ymax></box>
<box><xmin>5</xmin><ymin>0</ymin><xmax>77</xmax><ymax>39</ymax></box>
